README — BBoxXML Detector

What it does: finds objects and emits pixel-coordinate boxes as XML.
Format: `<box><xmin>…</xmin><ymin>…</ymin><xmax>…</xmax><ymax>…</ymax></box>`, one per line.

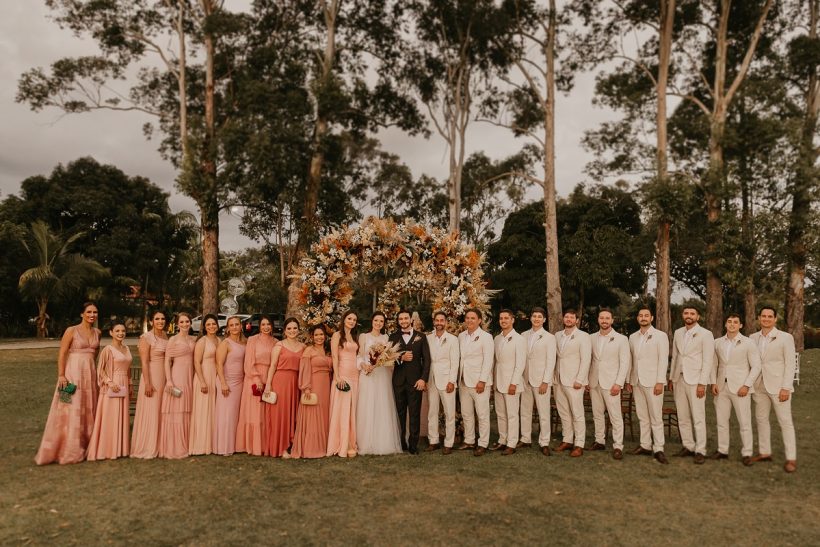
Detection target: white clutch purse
<box><xmin>262</xmin><ymin>391</ymin><xmax>278</xmax><ymax>404</ymax></box>
<box><xmin>170</xmin><ymin>386</ymin><xmax>183</xmax><ymax>398</ymax></box>
<box><xmin>300</xmin><ymin>392</ymin><xmax>318</xmax><ymax>406</ymax></box>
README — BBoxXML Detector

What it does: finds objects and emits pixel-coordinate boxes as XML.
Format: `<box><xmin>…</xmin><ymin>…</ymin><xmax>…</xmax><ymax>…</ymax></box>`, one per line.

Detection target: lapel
<box><xmin>761</xmin><ymin>328</ymin><xmax>778</xmax><ymax>360</ymax></box>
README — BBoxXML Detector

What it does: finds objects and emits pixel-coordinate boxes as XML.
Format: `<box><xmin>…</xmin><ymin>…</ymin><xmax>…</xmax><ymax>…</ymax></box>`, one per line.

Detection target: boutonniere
<box><xmin>537</xmin><ymin>334</ymin><xmax>543</xmax><ymax>340</ymax></box>
<box><xmin>442</xmin><ymin>337</ymin><xmax>447</xmax><ymax>344</ymax></box>
<box><xmin>692</xmin><ymin>333</ymin><xmax>698</xmax><ymax>338</ymax></box>
<box><xmin>413</xmin><ymin>335</ymin><xmax>421</xmax><ymax>343</ymax></box>
<box><xmin>735</xmin><ymin>339</ymin><xmax>741</xmax><ymax>346</ymax></box>
<box><xmin>474</xmin><ymin>335</ymin><xmax>479</xmax><ymax>342</ymax></box>
<box><xmin>571</xmin><ymin>334</ymin><xmax>575</xmax><ymax>340</ymax></box>
<box><xmin>648</xmin><ymin>334</ymin><xmax>653</xmax><ymax>340</ymax></box>
<box><xmin>506</xmin><ymin>335</ymin><xmax>513</xmax><ymax>342</ymax></box>
<box><xmin>771</xmin><ymin>336</ymin><xmax>777</xmax><ymax>341</ymax></box>
<box><xmin>609</xmin><ymin>336</ymin><xmax>614</xmax><ymax>342</ymax></box>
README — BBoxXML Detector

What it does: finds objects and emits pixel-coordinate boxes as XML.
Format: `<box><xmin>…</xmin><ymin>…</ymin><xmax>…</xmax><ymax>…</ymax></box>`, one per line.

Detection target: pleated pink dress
<box><xmin>158</xmin><ymin>336</ymin><xmax>195</xmax><ymax>459</ymax></box>
<box><xmin>291</xmin><ymin>351</ymin><xmax>332</xmax><ymax>459</ymax></box>
<box><xmin>213</xmin><ymin>338</ymin><xmax>245</xmax><ymax>455</ymax></box>
<box><xmin>130</xmin><ymin>332</ymin><xmax>168</xmax><ymax>458</ymax></box>
<box><xmin>235</xmin><ymin>334</ymin><xmax>276</xmax><ymax>455</ymax></box>
<box><xmin>189</xmin><ymin>336</ymin><xmax>218</xmax><ymax>455</ymax></box>
<box><xmin>87</xmin><ymin>345</ymin><xmax>132</xmax><ymax>461</ymax></box>
<box><xmin>34</xmin><ymin>327</ymin><xmax>100</xmax><ymax>465</ymax></box>
<box><xmin>326</xmin><ymin>340</ymin><xmax>359</xmax><ymax>457</ymax></box>
<box><xmin>265</xmin><ymin>345</ymin><xmax>304</xmax><ymax>457</ymax></box>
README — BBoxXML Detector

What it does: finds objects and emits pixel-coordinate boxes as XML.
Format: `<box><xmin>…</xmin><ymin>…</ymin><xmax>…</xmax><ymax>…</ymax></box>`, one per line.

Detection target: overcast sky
<box><xmin>1</xmin><ymin>1</ymin><xmax>618</xmax><ymax>252</ymax></box>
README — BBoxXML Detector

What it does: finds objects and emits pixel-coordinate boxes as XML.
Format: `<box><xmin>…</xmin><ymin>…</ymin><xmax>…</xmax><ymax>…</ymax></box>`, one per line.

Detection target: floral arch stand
<box><xmin>294</xmin><ymin>217</ymin><xmax>493</xmax><ymax>332</ymax></box>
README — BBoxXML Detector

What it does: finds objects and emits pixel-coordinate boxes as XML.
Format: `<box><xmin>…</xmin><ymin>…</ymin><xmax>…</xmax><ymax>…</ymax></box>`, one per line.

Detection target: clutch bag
<box><xmin>336</xmin><ymin>381</ymin><xmax>350</xmax><ymax>392</ymax></box>
<box><xmin>58</xmin><ymin>382</ymin><xmax>77</xmax><ymax>403</ymax></box>
<box><xmin>170</xmin><ymin>386</ymin><xmax>183</xmax><ymax>398</ymax></box>
<box><xmin>301</xmin><ymin>392</ymin><xmax>318</xmax><ymax>406</ymax></box>
<box><xmin>262</xmin><ymin>391</ymin><xmax>278</xmax><ymax>404</ymax></box>
<box><xmin>251</xmin><ymin>384</ymin><xmax>264</xmax><ymax>397</ymax></box>
<box><xmin>107</xmin><ymin>385</ymin><xmax>127</xmax><ymax>398</ymax></box>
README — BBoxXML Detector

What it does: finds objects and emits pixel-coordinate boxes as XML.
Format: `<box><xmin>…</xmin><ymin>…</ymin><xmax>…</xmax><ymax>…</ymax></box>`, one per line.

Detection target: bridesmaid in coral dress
<box><xmin>131</xmin><ymin>310</ymin><xmax>169</xmax><ymax>458</ymax></box>
<box><xmin>291</xmin><ymin>325</ymin><xmax>332</xmax><ymax>459</ymax></box>
<box><xmin>158</xmin><ymin>312</ymin><xmax>195</xmax><ymax>459</ymax></box>
<box><xmin>35</xmin><ymin>302</ymin><xmax>100</xmax><ymax>465</ymax></box>
<box><xmin>87</xmin><ymin>321</ymin><xmax>132</xmax><ymax>461</ymax></box>
<box><xmin>236</xmin><ymin>315</ymin><xmax>276</xmax><ymax>455</ymax></box>
<box><xmin>213</xmin><ymin>316</ymin><xmax>246</xmax><ymax>455</ymax></box>
<box><xmin>189</xmin><ymin>314</ymin><xmax>219</xmax><ymax>455</ymax></box>
<box><xmin>326</xmin><ymin>310</ymin><xmax>360</xmax><ymax>458</ymax></box>
<box><xmin>263</xmin><ymin>318</ymin><xmax>305</xmax><ymax>457</ymax></box>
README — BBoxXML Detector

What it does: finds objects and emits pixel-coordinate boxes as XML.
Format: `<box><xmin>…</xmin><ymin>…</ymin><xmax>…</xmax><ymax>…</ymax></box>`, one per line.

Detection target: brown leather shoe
<box><xmin>632</xmin><ymin>446</ymin><xmax>652</xmax><ymax>456</ymax></box>
<box><xmin>612</xmin><ymin>449</ymin><xmax>623</xmax><ymax>460</ymax></box>
<box><xmin>501</xmin><ymin>447</ymin><xmax>516</xmax><ymax>456</ymax></box>
<box><xmin>473</xmin><ymin>446</ymin><xmax>486</xmax><ymax>457</ymax></box>
<box><xmin>751</xmin><ymin>454</ymin><xmax>772</xmax><ymax>463</ymax></box>
<box><xmin>516</xmin><ymin>441</ymin><xmax>532</xmax><ymax>449</ymax></box>
<box><xmin>442</xmin><ymin>446</ymin><xmax>452</xmax><ymax>455</ymax></box>
<box><xmin>654</xmin><ymin>451</ymin><xmax>669</xmax><ymax>464</ymax></box>
<box><xmin>676</xmin><ymin>447</ymin><xmax>695</xmax><ymax>457</ymax></box>
<box><xmin>555</xmin><ymin>442</ymin><xmax>573</xmax><ymax>452</ymax></box>
<box><xmin>694</xmin><ymin>452</ymin><xmax>705</xmax><ymax>464</ymax></box>
<box><xmin>489</xmin><ymin>442</ymin><xmax>504</xmax><ymax>451</ymax></box>
<box><xmin>590</xmin><ymin>442</ymin><xmax>606</xmax><ymax>451</ymax></box>
<box><xmin>456</xmin><ymin>442</ymin><xmax>475</xmax><ymax>451</ymax></box>
<box><xmin>742</xmin><ymin>456</ymin><xmax>752</xmax><ymax>466</ymax></box>
<box><xmin>784</xmin><ymin>460</ymin><xmax>797</xmax><ymax>473</ymax></box>
<box><xmin>570</xmin><ymin>446</ymin><xmax>584</xmax><ymax>457</ymax></box>
<box><xmin>541</xmin><ymin>446</ymin><xmax>551</xmax><ymax>456</ymax></box>
<box><xmin>709</xmin><ymin>451</ymin><xmax>728</xmax><ymax>460</ymax></box>
<box><xmin>425</xmin><ymin>443</ymin><xmax>441</xmax><ymax>452</ymax></box>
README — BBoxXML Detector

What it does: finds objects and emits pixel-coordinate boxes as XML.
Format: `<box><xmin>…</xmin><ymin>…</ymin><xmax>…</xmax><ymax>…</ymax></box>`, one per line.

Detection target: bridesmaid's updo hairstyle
<box><xmin>371</xmin><ymin>311</ymin><xmax>386</xmax><ymax>334</ymax></box>
<box><xmin>149</xmin><ymin>309</ymin><xmax>167</xmax><ymax>323</ymax></box>
<box><xmin>105</xmin><ymin>319</ymin><xmax>126</xmax><ymax>332</ymax></box>
<box><xmin>338</xmin><ymin>310</ymin><xmax>359</xmax><ymax>350</ymax></box>
<box><xmin>81</xmin><ymin>301</ymin><xmax>98</xmax><ymax>313</ymax></box>
<box><xmin>177</xmin><ymin>311</ymin><xmax>193</xmax><ymax>322</ymax></box>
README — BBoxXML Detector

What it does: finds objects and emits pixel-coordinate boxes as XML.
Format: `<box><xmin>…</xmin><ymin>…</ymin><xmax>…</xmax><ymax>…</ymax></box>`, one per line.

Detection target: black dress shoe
<box><xmin>408</xmin><ymin>447</ymin><xmax>419</xmax><ymax>455</ymax></box>
<box><xmin>709</xmin><ymin>451</ymin><xmax>728</xmax><ymax>460</ymax></box>
<box><xmin>632</xmin><ymin>446</ymin><xmax>653</xmax><ymax>456</ymax></box>
<box><xmin>676</xmin><ymin>447</ymin><xmax>695</xmax><ymax>457</ymax></box>
<box><xmin>694</xmin><ymin>452</ymin><xmax>705</xmax><ymax>464</ymax></box>
<box><xmin>590</xmin><ymin>442</ymin><xmax>606</xmax><ymax>451</ymax></box>
<box><xmin>654</xmin><ymin>451</ymin><xmax>669</xmax><ymax>464</ymax></box>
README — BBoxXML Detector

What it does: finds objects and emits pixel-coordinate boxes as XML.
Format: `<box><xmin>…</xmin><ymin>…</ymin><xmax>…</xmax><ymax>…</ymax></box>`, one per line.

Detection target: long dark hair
<box><xmin>200</xmin><ymin>313</ymin><xmax>219</xmax><ymax>339</ymax></box>
<box><xmin>311</xmin><ymin>324</ymin><xmax>329</xmax><ymax>353</ymax></box>
<box><xmin>338</xmin><ymin>310</ymin><xmax>359</xmax><ymax>350</ymax></box>
<box><xmin>371</xmin><ymin>311</ymin><xmax>386</xmax><ymax>334</ymax></box>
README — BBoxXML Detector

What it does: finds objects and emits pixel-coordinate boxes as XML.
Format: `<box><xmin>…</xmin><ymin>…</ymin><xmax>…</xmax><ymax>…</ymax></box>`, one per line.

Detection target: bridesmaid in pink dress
<box><xmin>291</xmin><ymin>325</ymin><xmax>332</xmax><ymax>459</ymax></box>
<box><xmin>263</xmin><ymin>318</ymin><xmax>305</xmax><ymax>457</ymax></box>
<box><xmin>326</xmin><ymin>311</ymin><xmax>360</xmax><ymax>458</ymax></box>
<box><xmin>35</xmin><ymin>302</ymin><xmax>100</xmax><ymax>465</ymax></box>
<box><xmin>213</xmin><ymin>316</ymin><xmax>246</xmax><ymax>455</ymax></box>
<box><xmin>236</xmin><ymin>315</ymin><xmax>276</xmax><ymax>455</ymax></box>
<box><xmin>87</xmin><ymin>321</ymin><xmax>132</xmax><ymax>461</ymax></box>
<box><xmin>189</xmin><ymin>314</ymin><xmax>220</xmax><ymax>455</ymax></box>
<box><xmin>158</xmin><ymin>312</ymin><xmax>195</xmax><ymax>459</ymax></box>
<box><xmin>131</xmin><ymin>310</ymin><xmax>168</xmax><ymax>458</ymax></box>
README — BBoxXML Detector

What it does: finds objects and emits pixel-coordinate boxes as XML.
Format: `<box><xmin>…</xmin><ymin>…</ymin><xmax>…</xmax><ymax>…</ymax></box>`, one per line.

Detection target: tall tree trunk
<box><xmin>177</xmin><ymin>0</ymin><xmax>188</xmax><ymax>159</ymax></box>
<box><xmin>37</xmin><ymin>299</ymin><xmax>48</xmax><ymax>339</ymax></box>
<box><xmin>738</xmin><ymin>125</ymin><xmax>757</xmax><ymax>334</ymax></box>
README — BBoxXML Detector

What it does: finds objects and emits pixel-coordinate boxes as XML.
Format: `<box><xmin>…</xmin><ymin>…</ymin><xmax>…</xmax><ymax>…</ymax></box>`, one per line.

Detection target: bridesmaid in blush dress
<box><xmin>87</xmin><ymin>321</ymin><xmax>132</xmax><ymax>461</ymax></box>
<box><xmin>326</xmin><ymin>310</ymin><xmax>360</xmax><ymax>458</ymax></box>
<box><xmin>236</xmin><ymin>316</ymin><xmax>276</xmax><ymax>455</ymax></box>
<box><xmin>263</xmin><ymin>318</ymin><xmax>305</xmax><ymax>458</ymax></box>
<box><xmin>189</xmin><ymin>314</ymin><xmax>220</xmax><ymax>455</ymax></box>
<box><xmin>158</xmin><ymin>312</ymin><xmax>195</xmax><ymax>459</ymax></box>
<box><xmin>35</xmin><ymin>302</ymin><xmax>100</xmax><ymax>465</ymax></box>
<box><xmin>291</xmin><ymin>325</ymin><xmax>333</xmax><ymax>459</ymax></box>
<box><xmin>213</xmin><ymin>316</ymin><xmax>246</xmax><ymax>455</ymax></box>
<box><xmin>131</xmin><ymin>310</ymin><xmax>169</xmax><ymax>459</ymax></box>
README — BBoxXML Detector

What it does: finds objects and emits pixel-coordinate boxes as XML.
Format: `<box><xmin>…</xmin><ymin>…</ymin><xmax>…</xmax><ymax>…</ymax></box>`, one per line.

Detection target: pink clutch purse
<box><xmin>107</xmin><ymin>385</ymin><xmax>127</xmax><ymax>398</ymax></box>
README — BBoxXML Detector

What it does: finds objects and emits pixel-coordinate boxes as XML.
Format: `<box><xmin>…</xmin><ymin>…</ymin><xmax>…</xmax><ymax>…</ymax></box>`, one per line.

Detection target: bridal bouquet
<box><xmin>368</xmin><ymin>341</ymin><xmax>403</xmax><ymax>369</ymax></box>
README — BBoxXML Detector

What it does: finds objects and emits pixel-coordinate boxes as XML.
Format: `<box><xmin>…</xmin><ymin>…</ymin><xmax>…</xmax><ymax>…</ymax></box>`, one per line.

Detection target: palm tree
<box><xmin>18</xmin><ymin>221</ymin><xmax>108</xmax><ymax>338</ymax></box>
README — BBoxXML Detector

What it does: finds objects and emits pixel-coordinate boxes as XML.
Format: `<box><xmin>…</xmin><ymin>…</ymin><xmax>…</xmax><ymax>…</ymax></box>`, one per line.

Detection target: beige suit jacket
<box><xmin>628</xmin><ymin>326</ymin><xmax>669</xmax><ymax>388</ymax></box>
<box><xmin>670</xmin><ymin>324</ymin><xmax>715</xmax><ymax>385</ymax></box>
<box><xmin>494</xmin><ymin>330</ymin><xmax>526</xmax><ymax>392</ymax></box>
<box><xmin>712</xmin><ymin>334</ymin><xmax>761</xmax><ymax>393</ymax></box>
<box><xmin>749</xmin><ymin>328</ymin><xmax>796</xmax><ymax>394</ymax></box>
<box><xmin>459</xmin><ymin>328</ymin><xmax>494</xmax><ymax>388</ymax></box>
<box><xmin>521</xmin><ymin>328</ymin><xmax>556</xmax><ymax>388</ymax></box>
<box><xmin>589</xmin><ymin>330</ymin><xmax>630</xmax><ymax>389</ymax></box>
<box><xmin>427</xmin><ymin>331</ymin><xmax>460</xmax><ymax>390</ymax></box>
<box><xmin>555</xmin><ymin>328</ymin><xmax>591</xmax><ymax>387</ymax></box>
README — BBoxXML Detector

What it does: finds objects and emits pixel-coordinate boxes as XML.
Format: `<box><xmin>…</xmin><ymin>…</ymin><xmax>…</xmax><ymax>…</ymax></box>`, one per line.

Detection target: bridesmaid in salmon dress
<box><xmin>213</xmin><ymin>316</ymin><xmax>246</xmax><ymax>455</ymax></box>
<box><xmin>326</xmin><ymin>311</ymin><xmax>360</xmax><ymax>458</ymax></box>
<box><xmin>35</xmin><ymin>302</ymin><xmax>100</xmax><ymax>465</ymax></box>
<box><xmin>264</xmin><ymin>318</ymin><xmax>305</xmax><ymax>458</ymax></box>
<box><xmin>130</xmin><ymin>310</ymin><xmax>169</xmax><ymax>459</ymax></box>
<box><xmin>158</xmin><ymin>312</ymin><xmax>195</xmax><ymax>459</ymax></box>
<box><xmin>291</xmin><ymin>325</ymin><xmax>332</xmax><ymax>459</ymax></box>
<box><xmin>87</xmin><ymin>321</ymin><xmax>132</xmax><ymax>461</ymax></box>
<box><xmin>189</xmin><ymin>314</ymin><xmax>220</xmax><ymax>455</ymax></box>
<box><xmin>236</xmin><ymin>315</ymin><xmax>276</xmax><ymax>455</ymax></box>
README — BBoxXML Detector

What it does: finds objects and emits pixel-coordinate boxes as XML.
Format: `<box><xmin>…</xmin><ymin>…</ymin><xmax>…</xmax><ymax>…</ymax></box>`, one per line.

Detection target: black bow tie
<box><xmin>402</xmin><ymin>330</ymin><xmax>412</xmax><ymax>335</ymax></box>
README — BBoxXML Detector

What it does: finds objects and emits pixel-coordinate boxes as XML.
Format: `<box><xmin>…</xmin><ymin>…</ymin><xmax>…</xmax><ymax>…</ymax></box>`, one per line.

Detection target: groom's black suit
<box><xmin>388</xmin><ymin>329</ymin><xmax>431</xmax><ymax>453</ymax></box>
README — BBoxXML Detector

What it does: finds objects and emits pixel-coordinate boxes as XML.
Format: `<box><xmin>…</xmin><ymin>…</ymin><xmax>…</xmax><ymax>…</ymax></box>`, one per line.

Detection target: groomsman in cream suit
<box><xmin>588</xmin><ymin>308</ymin><xmax>630</xmax><ymax>460</ymax></box>
<box><xmin>519</xmin><ymin>307</ymin><xmax>557</xmax><ymax>456</ymax></box>
<box><xmin>490</xmin><ymin>310</ymin><xmax>526</xmax><ymax>455</ymax></box>
<box><xmin>425</xmin><ymin>311</ymin><xmax>460</xmax><ymax>454</ymax></box>
<box><xmin>457</xmin><ymin>308</ymin><xmax>495</xmax><ymax>456</ymax></box>
<box><xmin>750</xmin><ymin>306</ymin><xmax>797</xmax><ymax>473</ymax></box>
<box><xmin>627</xmin><ymin>306</ymin><xmax>669</xmax><ymax>464</ymax></box>
<box><xmin>554</xmin><ymin>309</ymin><xmax>591</xmax><ymax>457</ymax></box>
<box><xmin>710</xmin><ymin>313</ymin><xmax>761</xmax><ymax>465</ymax></box>
<box><xmin>670</xmin><ymin>306</ymin><xmax>715</xmax><ymax>464</ymax></box>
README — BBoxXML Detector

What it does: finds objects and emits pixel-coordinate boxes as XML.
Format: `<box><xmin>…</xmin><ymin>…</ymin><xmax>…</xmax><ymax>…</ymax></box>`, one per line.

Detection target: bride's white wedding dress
<box><xmin>356</xmin><ymin>332</ymin><xmax>403</xmax><ymax>455</ymax></box>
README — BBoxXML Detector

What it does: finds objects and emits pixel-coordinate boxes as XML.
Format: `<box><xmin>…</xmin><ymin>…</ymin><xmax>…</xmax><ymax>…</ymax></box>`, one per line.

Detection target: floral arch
<box><xmin>294</xmin><ymin>217</ymin><xmax>493</xmax><ymax>332</ymax></box>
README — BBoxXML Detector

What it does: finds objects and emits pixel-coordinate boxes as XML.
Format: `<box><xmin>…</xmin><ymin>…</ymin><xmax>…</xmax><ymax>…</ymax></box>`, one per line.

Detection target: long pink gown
<box><xmin>189</xmin><ymin>337</ymin><xmax>218</xmax><ymax>455</ymax></box>
<box><xmin>158</xmin><ymin>336</ymin><xmax>195</xmax><ymax>459</ymax></box>
<box><xmin>265</xmin><ymin>345</ymin><xmax>304</xmax><ymax>457</ymax></box>
<box><xmin>213</xmin><ymin>338</ymin><xmax>245</xmax><ymax>455</ymax></box>
<box><xmin>235</xmin><ymin>334</ymin><xmax>276</xmax><ymax>455</ymax></box>
<box><xmin>87</xmin><ymin>345</ymin><xmax>132</xmax><ymax>461</ymax></box>
<box><xmin>326</xmin><ymin>340</ymin><xmax>359</xmax><ymax>457</ymax></box>
<box><xmin>130</xmin><ymin>332</ymin><xmax>168</xmax><ymax>459</ymax></box>
<box><xmin>35</xmin><ymin>327</ymin><xmax>100</xmax><ymax>465</ymax></box>
<box><xmin>291</xmin><ymin>351</ymin><xmax>332</xmax><ymax>459</ymax></box>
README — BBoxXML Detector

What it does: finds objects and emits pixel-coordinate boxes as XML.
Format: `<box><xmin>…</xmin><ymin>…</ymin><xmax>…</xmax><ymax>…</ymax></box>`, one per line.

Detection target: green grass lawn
<box><xmin>2</xmin><ymin>347</ymin><xmax>819</xmax><ymax>545</ymax></box>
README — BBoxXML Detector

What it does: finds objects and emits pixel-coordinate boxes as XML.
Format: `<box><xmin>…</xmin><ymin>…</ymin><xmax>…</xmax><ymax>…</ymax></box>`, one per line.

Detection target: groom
<box><xmin>390</xmin><ymin>309</ymin><xmax>431</xmax><ymax>454</ymax></box>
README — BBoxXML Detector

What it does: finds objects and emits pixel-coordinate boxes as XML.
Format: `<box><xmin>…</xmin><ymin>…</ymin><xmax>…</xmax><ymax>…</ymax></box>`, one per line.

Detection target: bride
<box><xmin>356</xmin><ymin>312</ymin><xmax>403</xmax><ymax>455</ymax></box>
